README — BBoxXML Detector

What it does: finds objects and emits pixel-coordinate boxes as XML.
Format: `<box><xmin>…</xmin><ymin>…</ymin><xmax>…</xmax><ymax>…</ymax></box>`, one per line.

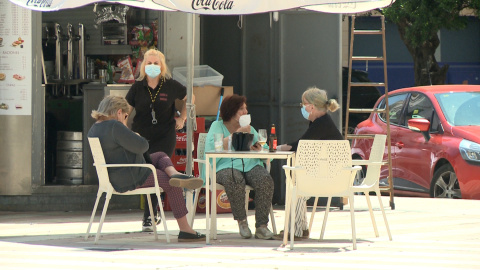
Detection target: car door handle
<box><xmin>395</xmin><ymin>142</ymin><xmax>404</xmax><ymax>149</ymax></box>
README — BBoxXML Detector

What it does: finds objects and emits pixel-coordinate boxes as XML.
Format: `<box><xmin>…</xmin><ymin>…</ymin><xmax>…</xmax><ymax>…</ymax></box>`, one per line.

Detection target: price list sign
<box><xmin>0</xmin><ymin>0</ymin><xmax>32</xmax><ymax>115</ymax></box>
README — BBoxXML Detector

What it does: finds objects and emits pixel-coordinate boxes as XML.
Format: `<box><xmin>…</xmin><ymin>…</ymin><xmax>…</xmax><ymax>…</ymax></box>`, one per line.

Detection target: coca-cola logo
<box><xmin>191</xmin><ymin>0</ymin><xmax>234</xmax><ymax>11</ymax></box>
<box><xmin>25</xmin><ymin>0</ymin><xmax>52</xmax><ymax>8</ymax></box>
<box><xmin>177</xmin><ymin>157</ymin><xmax>187</xmax><ymax>165</ymax></box>
<box><xmin>176</xmin><ymin>134</ymin><xmax>187</xmax><ymax>142</ymax></box>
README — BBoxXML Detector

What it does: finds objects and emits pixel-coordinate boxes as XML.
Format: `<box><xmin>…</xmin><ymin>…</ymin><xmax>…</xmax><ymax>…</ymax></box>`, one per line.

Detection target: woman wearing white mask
<box><xmin>126</xmin><ymin>49</ymin><xmax>195</xmax><ymax>232</ymax></box>
<box><xmin>276</xmin><ymin>87</ymin><xmax>342</xmax><ymax>240</ymax></box>
<box><xmin>205</xmin><ymin>94</ymin><xmax>274</xmax><ymax>240</ymax></box>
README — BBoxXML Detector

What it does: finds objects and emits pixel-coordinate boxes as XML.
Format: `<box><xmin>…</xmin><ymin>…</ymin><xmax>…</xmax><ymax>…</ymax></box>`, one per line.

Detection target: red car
<box><xmin>351</xmin><ymin>85</ymin><xmax>480</xmax><ymax>199</ymax></box>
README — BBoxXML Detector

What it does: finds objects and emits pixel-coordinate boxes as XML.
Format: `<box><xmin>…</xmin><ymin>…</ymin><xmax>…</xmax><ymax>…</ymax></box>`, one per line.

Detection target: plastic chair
<box><xmin>349</xmin><ymin>134</ymin><xmax>392</xmax><ymax>240</ymax></box>
<box><xmin>190</xmin><ymin>133</ymin><xmax>276</xmax><ymax>239</ymax></box>
<box><xmin>283</xmin><ymin>140</ymin><xmax>361</xmax><ymax>250</ymax></box>
<box><xmin>85</xmin><ymin>137</ymin><xmax>170</xmax><ymax>244</ymax></box>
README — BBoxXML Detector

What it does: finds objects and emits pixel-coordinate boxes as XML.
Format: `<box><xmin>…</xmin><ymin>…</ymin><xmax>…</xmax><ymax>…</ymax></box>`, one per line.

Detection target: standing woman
<box><xmin>276</xmin><ymin>87</ymin><xmax>343</xmax><ymax>240</ymax></box>
<box><xmin>126</xmin><ymin>49</ymin><xmax>194</xmax><ymax>231</ymax></box>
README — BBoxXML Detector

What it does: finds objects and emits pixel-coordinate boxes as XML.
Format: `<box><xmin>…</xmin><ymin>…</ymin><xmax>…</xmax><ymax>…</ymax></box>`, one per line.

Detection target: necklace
<box><xmin>147</xmin><ymin>78</ymin><xmax>165</xmax><ymax>124</ymax></box>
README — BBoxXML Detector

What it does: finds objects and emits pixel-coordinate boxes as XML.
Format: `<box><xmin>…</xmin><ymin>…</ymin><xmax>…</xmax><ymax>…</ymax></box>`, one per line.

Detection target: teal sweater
<box><xmin>202</xmin><ymin>120</ymin><xmax>268</xmax><ymax>180</ymax></box>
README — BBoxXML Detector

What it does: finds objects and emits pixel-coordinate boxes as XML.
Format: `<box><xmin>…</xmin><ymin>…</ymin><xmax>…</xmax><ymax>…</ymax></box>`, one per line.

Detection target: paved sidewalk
<box><xmin>0</xmin><ymin>195</ymin><xmax>479</xmax><ymax>269</ymax></box>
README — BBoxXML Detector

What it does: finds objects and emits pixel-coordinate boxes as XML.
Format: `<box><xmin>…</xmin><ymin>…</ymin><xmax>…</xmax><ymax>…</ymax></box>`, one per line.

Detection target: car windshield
<box><xmin>435</xmin><ymin>92</ymin><xmax>480</xmax><ymax>126</ymax></box>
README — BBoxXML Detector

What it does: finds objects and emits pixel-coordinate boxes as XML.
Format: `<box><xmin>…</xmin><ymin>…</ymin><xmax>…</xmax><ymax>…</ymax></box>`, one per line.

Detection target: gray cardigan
<box><xmin>87</xmin><ymin>120</ymin><xmax>151</xmax><ymax>192</ymax></box>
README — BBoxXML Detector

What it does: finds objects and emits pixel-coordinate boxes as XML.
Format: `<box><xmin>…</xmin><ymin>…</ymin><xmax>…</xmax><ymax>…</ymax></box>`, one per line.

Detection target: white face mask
<box><xmin>239</xmin><ymin>114</ymin><xmax>251</xmax><ymax>127</ymax></box>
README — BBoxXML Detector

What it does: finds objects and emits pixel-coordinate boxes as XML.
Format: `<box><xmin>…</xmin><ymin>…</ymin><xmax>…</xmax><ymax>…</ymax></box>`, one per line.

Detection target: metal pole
<box><xmin>186</xmin><ymin>13</ymin><xmax>194</xmax><ymax>176</ymax></box>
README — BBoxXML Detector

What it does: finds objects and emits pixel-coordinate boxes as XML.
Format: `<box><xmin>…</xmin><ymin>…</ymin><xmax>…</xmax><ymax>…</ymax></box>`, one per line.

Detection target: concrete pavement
<box><xmin>0</xmin><ymin>195</ymin><xmax>479</xmax><ymax>269</ymax></box>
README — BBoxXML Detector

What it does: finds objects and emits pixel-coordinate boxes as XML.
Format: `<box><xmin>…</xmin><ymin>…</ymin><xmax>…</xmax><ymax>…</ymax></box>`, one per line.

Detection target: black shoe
<box><xmin>142</xmin><ymin>215</ymin><xmax>161</xmax><ymax>232</ymax></box>
<box><xmin>178</xmin><ymin>231</ymin><xmax>206</xmax><ymax>242</ymax></box>
<box><xmin>169</xmin><ymin>174</ymin><xmax>203</xmax><ymax>190</ymax></box>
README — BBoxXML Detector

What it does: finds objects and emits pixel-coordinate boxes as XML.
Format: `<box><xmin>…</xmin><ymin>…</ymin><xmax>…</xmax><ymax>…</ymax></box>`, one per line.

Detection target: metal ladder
<box><xmin>344</xmin><ymin>15</ymin><xmax>394</xmax><ymax>209</ymax></box>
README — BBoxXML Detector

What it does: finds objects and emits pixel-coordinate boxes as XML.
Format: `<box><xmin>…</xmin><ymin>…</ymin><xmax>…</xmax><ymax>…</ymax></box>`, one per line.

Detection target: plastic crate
<box><xmin>172</xmin><ymin>65</ymin><xmax>224</xmax><ymax>87</ymax></box>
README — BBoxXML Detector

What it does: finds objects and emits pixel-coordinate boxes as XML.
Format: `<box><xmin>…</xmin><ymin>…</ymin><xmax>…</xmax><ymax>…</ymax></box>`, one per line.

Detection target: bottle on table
<box><xmin>269</xmin><ymin>124</ymin><xmax>277</xmax><ymax>152</ymax></box>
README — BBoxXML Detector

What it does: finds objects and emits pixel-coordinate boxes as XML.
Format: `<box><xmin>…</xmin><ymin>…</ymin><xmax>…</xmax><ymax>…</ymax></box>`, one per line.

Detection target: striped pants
<box><xmin>290</xmin><ymin>197</ymin><xmax>309</xmax><ymax>237</ymax></box>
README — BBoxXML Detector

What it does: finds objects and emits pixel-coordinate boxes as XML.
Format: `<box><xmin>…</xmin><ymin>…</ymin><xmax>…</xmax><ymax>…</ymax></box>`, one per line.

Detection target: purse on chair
<box><xmin>231</xmin><ymin>132</ymin><xmax>254</xmax><ymax>151</ymax></box>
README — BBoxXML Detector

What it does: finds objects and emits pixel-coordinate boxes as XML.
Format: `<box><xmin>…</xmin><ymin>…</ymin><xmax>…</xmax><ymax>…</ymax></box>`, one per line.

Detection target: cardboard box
<box><xmin>175</xmin><ymin>86</ymin><xmax>234</xmax><ymax>116</ymax></box>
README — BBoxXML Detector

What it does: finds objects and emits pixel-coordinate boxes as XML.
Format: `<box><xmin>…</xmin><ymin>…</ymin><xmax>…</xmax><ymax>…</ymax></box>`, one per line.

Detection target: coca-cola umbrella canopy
<box><xmin>10</xmin><ymin>0</ymin><xmax>395</xmax><ymax>175</ymax></box>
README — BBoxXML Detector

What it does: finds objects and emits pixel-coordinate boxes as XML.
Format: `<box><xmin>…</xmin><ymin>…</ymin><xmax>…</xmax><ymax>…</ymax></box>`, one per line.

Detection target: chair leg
<box><xmin>282</xmin><ymin>187</ymin><xmax>292</xmax><ymax>247</ymax></box>
<box><xmin>146</xmin><ymin>194</ymin><xmax>158</xmax><ymax>241</ymax></box>
<box><xmin>269</xmin><ymin>205</ymin><xmax>277</xmax><ymax>235</ymax></box>
<box><xmin>308</xmin><ymin>197</ymin><xmax>319</xmax><ymax>233</ymax></box>
<box><xmin>320</xmin><ymin>197</ymin><xmax>332</xmax><ymax>240</ymax></box>
<box><xmin>189</xmin><ymin>188</ymin><xmax>201</xmax><ymax>227</ymax></box>
<box><xmin>349</xmin><ymin>195</ymin><xmax>357</xmax><ymax>250</ymax></box>
<box><xmin>85</xmin><ymin>191</ymin><xmax>102</xmax><ymax>240</ymax></box>
<box><xmin>94</xmin><ymin>192</ymin><xmax>112</xmax><ymax>244</ymax></box>
<box><xmin>289</xmin><ymin>189</ymin><xmax>297</xmax><ymax>250</ymax></box>
<box><xmin>376</xmin><ymin>190</ymin><xmax>392</xmax><ymax>241</ymax></box>
<box><xmin>156</xmin><ymin>189</ymin><xmax>170</xmax><ymax>243</ymax></box>
<box><xmin>365</xmin><ymin>193</ymin><xmax>379</xmax><ymax>237</ymax></box>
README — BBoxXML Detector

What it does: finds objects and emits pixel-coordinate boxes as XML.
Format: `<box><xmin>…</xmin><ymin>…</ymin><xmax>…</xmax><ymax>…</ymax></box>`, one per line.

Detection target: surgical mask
<box><xmin>301</xmin><ymin>105</ymin><xmax>310</xmax><ymax>120</ymax></box>
<box><xmin>145</xmin><ymin>64</ymin><xmax>161</xmax><ymax>78</ymax></box>
<box><xmin>239</xmin><ymin>114</ymin><xmax>251</xmax><ymax>127</ymax></box>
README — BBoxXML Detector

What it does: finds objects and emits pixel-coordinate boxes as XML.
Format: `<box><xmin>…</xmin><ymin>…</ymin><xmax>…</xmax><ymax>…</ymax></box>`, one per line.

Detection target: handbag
<box><xmin>231</xmin><ymin>132</ymin><xmax>254</xmax><ymax>151</ymax></box>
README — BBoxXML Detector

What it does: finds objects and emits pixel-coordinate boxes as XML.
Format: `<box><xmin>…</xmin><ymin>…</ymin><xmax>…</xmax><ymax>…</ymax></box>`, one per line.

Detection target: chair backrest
<box><xmin>196</xmin><ymin>133</ymin><xmax>208</xmax><ymax>181</ymax></box>
<box><xmin>88</xmin><ymin>137</ymin><xmax>112</xmax><ymax>191</ymax></box>
<box><xmin>295</xmin><ymin>140</ymin><xmax>353</xmax><ymax>197</ymax></box>
<box><xmin>362</xmin><ymin>134</ymin><xmax>387</xmax><ymax>187</ymax></box>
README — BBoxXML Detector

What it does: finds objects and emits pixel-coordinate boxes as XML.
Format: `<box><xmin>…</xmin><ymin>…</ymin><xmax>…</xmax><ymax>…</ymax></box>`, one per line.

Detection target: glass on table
<box><xmin>214</xmin><ymin>133</ymin><xmax>224</xmax><ymax>152</ymax></box>
<box><xmin>257</xmin><ymin>129</ymin><xmax>268</xmax><ymax>152</ymax></box>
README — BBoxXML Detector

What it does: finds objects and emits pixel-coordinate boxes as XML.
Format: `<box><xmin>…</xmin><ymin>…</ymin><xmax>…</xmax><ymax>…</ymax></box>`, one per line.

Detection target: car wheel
<box><xmin>353</xmin><ymin>158</ymin><xmax>366</xmax><ymax>186</ymax></box>
<box><xmin>430</xmin><ymin>164</ymin><xmax>462</xmax><ymax>199</ymax></box>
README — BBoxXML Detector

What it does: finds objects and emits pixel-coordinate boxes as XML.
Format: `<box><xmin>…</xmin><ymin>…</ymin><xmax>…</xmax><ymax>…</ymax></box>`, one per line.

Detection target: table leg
<box><xmin>211</xmin><ymin>160</ymin><xmax>217</xmax><ymax>239</ymax></box>
<box><xmin>205</xmin><ymin>158</ymin><xmax>210</xmax><ymax>244</ymax></box>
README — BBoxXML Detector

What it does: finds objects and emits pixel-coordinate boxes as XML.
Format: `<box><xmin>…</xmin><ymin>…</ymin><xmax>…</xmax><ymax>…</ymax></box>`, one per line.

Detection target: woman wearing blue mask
<box><xmin>275</xmin><ymin>87</ymin><xmax>342</xmax><ymax>240</ymax></box>
<box><xmin>126</xmin><ymin>49</ymin><xmax>195</xmax><ymax>232</ymax></box>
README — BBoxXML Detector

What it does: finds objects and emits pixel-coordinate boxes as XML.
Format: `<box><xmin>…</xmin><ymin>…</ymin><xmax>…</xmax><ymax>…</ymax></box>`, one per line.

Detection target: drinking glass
<box><xmin>214</xmin><ymin>133</ymin><xmax>224</xmax><ymax>152</ymax></box>
<box><xmin>258</xmin><ymin>129</ymin><xmax>267</xmax><ymax>152</ymax></box>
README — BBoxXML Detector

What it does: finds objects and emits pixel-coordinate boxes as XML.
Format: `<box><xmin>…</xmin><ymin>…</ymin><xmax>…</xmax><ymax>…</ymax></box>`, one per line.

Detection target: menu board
<box><xmin>0</xmin><ymin>0</ymin><xmax>32</xmax><ymax>116</ymax></box>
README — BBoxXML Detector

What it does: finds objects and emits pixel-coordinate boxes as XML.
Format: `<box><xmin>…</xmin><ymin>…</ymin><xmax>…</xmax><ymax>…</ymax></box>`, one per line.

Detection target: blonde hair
<box><xmin>302</xmin><ymin>87</ymin><xmax>340</xmax><ymax>113</ymax></box>
<box><xmin>137</xmin><ymin>49</ymin><xmax>172</xmax><ymax>81</ymax></box>
<box><xmin>91</xmin><ymin>95</ymin><xmax>131</xmax><ymax>120</ymax></box>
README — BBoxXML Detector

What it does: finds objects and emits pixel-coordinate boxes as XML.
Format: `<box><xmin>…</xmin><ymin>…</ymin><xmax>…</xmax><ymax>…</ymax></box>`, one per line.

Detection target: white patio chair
<box><xmin>85</xmin><ymin>137</ymin><xmax>170</xmax><ymax>244</ymax></box>
<box><xmin>349</xmin><ymin>134</ymin><xmax>392</xmax><ymax>240</ymax></box>
<box><xmin>190</xmin><ymin>133</ymin><xmax>276</xmax><ymax>239</ymax></box>
<box><xmin>283</xmin><ymin>140</ymin><xmax>361</xmax><ymax>250</ymax></box>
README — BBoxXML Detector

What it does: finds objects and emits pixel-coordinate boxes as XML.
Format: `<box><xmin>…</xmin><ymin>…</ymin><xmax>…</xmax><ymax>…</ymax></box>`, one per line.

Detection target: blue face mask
<box><xmin>145</xmin><ymin>64</ymin><xmax>161</xmax><ymax>78</ymax></box>
<box><xmin>301</xmin><ymin>105</ymin><xmax>310</xmax><ymax>120</ymax></box>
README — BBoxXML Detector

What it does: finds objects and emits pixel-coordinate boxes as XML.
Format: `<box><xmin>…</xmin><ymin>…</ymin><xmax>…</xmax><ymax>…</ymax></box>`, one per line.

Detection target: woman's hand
<box><xmin>251</xmin><ymin>141</ymin><xmax>262</xmax><ymax>151</ymax></box>
<box><xmin>175</xmin><ymin>117</ymin><xmax>186</xmax><ymax>130</ymax></box>
<box><xmin>277</xmin><ymin>144</ymin><xmax>292</xmax><ymax>151</ymax></box>
<box><xmin>236</xmin><ymin>125</ymin><xmax>251</xmax><ymax>133</ymax></box>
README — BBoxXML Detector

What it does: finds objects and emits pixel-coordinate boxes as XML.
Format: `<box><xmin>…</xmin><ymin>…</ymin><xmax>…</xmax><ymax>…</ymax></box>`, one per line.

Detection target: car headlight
<box><xmin>459</xmin><ymin>139</ymin><xmax>480</xmax><ymax>164</ymax></box>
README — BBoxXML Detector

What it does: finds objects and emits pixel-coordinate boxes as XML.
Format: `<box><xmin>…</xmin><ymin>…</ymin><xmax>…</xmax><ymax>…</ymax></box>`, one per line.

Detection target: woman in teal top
<box><xmin>205</xmin><ymin>94</ymin><xmax>274</xmax><ymax>240</ymax></box>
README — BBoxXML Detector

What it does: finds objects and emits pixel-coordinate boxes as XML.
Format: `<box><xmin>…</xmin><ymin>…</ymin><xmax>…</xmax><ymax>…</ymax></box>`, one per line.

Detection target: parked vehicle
<box><xmin>342</xmin><ymin>67</ymin><xmax>381</xmax><ymax>135</ymax></box>
<box><xmin>351</xmin><ymin>85</ymin><xmax>480</xmax><ymax>199</ymax></box>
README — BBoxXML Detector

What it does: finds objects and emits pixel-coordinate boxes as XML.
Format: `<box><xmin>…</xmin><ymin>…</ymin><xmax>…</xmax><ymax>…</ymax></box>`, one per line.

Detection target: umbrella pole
<box><xmin>185</xmin><ymin>13</ymin><xmax>196</xmax><ymax>226</ymax></box>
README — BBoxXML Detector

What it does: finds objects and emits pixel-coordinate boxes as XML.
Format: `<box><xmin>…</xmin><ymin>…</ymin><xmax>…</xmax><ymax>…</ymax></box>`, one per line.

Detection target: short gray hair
<box><xmin>91</xmin><ymin>95</ymin><xmax>130</xmax><ymax>120</ymax></box>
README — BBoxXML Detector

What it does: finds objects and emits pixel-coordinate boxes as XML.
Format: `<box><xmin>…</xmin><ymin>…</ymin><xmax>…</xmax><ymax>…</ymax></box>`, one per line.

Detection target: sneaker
<box><xmin>255</xmin><ymin>225</ymin><xmax>274</xmax><ymax>240</ymax></box>
<box><xmin>169</xmin><ymin>174</ymin><xmax>203</xmax><ymax>189</ymax></box>
<box><xmin>178</xmin><ymin>231</ymin><xmax>206</xmax><ymax>242</ymax></box>
<box><xmin>238</xmin><ymin>219</ymin><xmax>252</xmax><ymax>239</ymax></box>
<box><xmin>142</xmin><ymin>215</ymin><xmax>161</xmax><ymax>232</ymax></box>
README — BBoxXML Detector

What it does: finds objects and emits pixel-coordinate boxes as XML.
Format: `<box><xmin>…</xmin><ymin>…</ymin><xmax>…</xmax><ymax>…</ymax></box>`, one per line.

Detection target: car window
<box><xmin>435</xmin><ymin>92</ymin><xmax>480</xmax><ymax>126</ymax></box>
<box><xmin>378</xmin><ymin>93</ymin><xmax>408</xmax><ymax>125</ymax></box>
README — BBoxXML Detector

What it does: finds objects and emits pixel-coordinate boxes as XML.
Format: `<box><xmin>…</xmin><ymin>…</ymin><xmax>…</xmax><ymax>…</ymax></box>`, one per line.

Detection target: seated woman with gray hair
<box><xmin>276</xmin><ymin>87</ymin><xmax>343</xmax><ymax>240</ymax></box>
<box><xmin>87</xmin><ymin>95</ymin><xmax>205</xmax><ymax>242</ymax></box>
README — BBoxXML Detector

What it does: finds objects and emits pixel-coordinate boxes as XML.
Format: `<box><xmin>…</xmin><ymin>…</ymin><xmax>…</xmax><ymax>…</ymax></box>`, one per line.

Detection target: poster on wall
<box><xmin>0</xmin><ymin>0</ymin><xmax>32</xmax><ymax>116</ymax></box>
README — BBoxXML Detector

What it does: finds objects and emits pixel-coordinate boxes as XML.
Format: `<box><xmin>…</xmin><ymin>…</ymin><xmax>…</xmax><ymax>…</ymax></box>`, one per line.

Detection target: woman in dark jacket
<box><xmin>277</xmin><ymin>87</ymin><xmax>342</xmax><ymax>240</ymax></box>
